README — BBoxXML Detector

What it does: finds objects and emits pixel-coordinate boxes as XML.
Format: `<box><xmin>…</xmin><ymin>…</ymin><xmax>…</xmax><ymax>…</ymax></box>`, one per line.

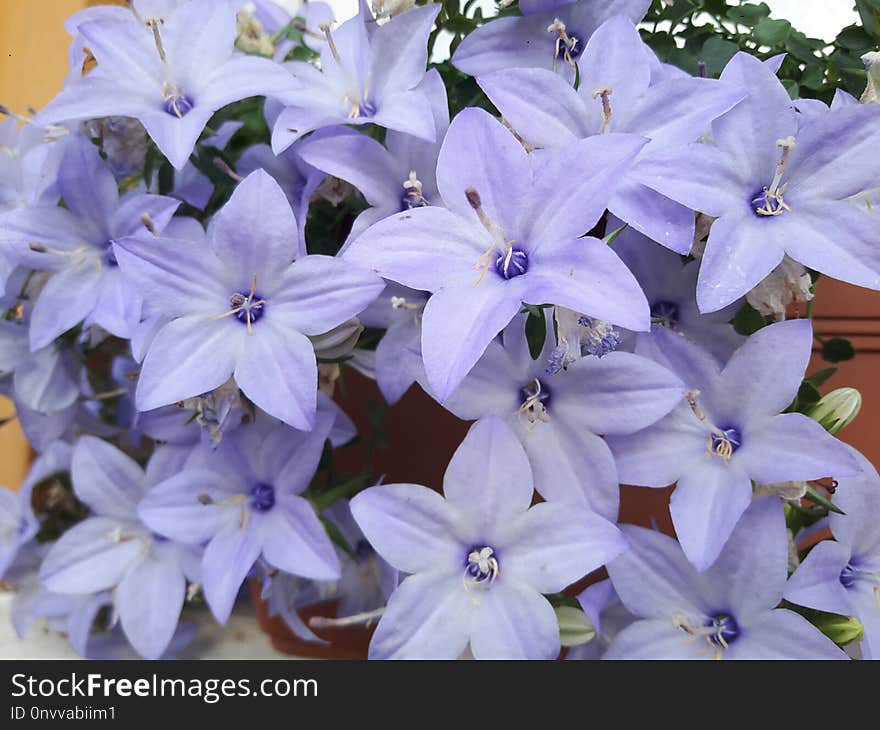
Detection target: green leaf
<box><xmin>804</xmin><ymin>485</ymin><xmax>845</xmax><ymax>515</ymax></box>
<box><xmin>525</xmin><ymin>309</ymin><xmax>547</xmax><ymax>360</ymax></box>
<box><xmin>320</xmin><ymin>515</ymin><xmax>356</xmax><ymax>560</ymax></box>
<box><xmin>796</xmin><ymin>381</ymin><xmax>822</xmax><ymax>407</ymax></box>
<box><xmin>699</xmin><ymin>37</ymin><xmax>739</xmax><ymax>76</ymax></box>
<box><xmin>785</xmin><ymin>31</ymin><xmax>823</xmax><ymax>63</ymax></box>
<box><xmin>806</xmin><ymin>366</ymin><xmax>837</xmax><ymax>388</ymax></box>
<box><xmin>731</xmin><ymin>302</ymin><xmax>766</xmax><ymax>336</ymax></box>
<box><xmin>602</xmin><ymin>222</ymin><xmax>628</xmax><ymax>246</ymax></box>
<box><xmin>726</xmin><ymin>2</ymin><xmax>771</xmax><ymax>26</ymax></box>
<box><xmin>753</xmin><ymin>19</ymin><xmax>792</xmax><ymax>47</ymax></box>
<box><xmin>821</xmin><ymin>337</ymin><xmax>855</xmax><ymax>363</ymax></box>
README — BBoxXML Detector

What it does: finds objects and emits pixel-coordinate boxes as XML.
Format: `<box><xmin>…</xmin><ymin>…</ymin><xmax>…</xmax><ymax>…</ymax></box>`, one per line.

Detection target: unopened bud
<box><xmin>861</xmin><ymin>52</ymin><xmax>880</xmax><ymax>104</ymax></box>
<box><xmin>372</xmin><ymin>0</ymin><xmax>415</xmax><ymax>19</ymax></box>
<box><xmin>814</xmin><ymin>613</ymin><xmax>864</xmax><ymax>647</ymax></box>
<box><xmin>310</xmin><ymin>317</ymin><xmax>363</xmax><ymax>361</ymax></box>
<box><xmin>555</xmin><ymin>605</ymin><xmax>596</xmax><ymax>647</ymax></box>
<box><xmin>806</xmin><ymin>387</ymin><xmax>862</xmax><ymax>435</ymax></box>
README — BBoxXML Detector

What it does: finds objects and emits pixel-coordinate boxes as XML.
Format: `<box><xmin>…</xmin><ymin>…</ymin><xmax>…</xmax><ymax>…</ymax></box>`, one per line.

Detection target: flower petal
<box><xmin>469</xmin><ymin>580</ymin><xmax>559</xmax><ymax>659</ymax></box>
<box><xmin>72</xmin><ymin>435</ymin><xmax>146</xmax><ymax>519</ymax></box>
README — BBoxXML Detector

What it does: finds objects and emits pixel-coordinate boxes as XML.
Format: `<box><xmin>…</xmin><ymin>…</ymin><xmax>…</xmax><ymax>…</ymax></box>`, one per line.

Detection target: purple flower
<box><xmin>343</xmin><ymin>107</ymin><xmax>650</xmax><ymax>400</ymax></box>
<box><xmin>476</xmin><ymin>16</ymin><xmax>746</xmax><ymax>252</ymax></box>
<box><xmin>608</xmin><ymin>320</ymin><xmax>860</xmax><ymax>570</ymax></box>
<box><xmin>113</xmin><ymin>168</ymin><xmax>383</xmax><ymax>430</ymax></box>
<box><xmin>271</xmin><ymin>5</ymin><xmax>441</xmax><ymax>153</ymax></box>
<box><xmin>356</xmin><ymin>282</ymin><xmax>428</xmax><ymax>405</ymax></box>
<box><xmin>138</xmin><ymin>412</ymin><xmax>341</xmax><ymax>623</ymax></box>
<box><xmin>566</xmin><ymin>579</ymin><xmax>634</xmax><ymax>659</ymax></box>
<box><xmin>606</xmin><ymin>498</ymin><xmax>847</xmax><ymax>659</ymax></box>
<box><xmin>296</xmin><ymin>68</ymin><xmax>449</xmax><ymax>244</ymax></box>
<box><xmin>441</xmin><ymin>314</ymin><xmax>684</xmax><ymax>520</ymax></box>
<box><xmin>39</xmin><ymin>0</ymin><xmax>297</xmax><ymax>168</ymax></box>
<box><xmin>452</xmin><ymin>0</ymin><xmax>652</xmax><ymax>80</ymax></box>
<box><xmin>785</xmin><ymin>448</ymin><xmax>880</xmax><ymax>659</ymax></box>
<box><xmin>635</xmin><ymin>52</ymin><xmax>880</xmax><ymax>312</ymax></box>
<box><xmin>38</xmin><ymin>436</ymin><xmax>200</xmax><ymax>659</ymax></box>
<box><xmin>1</xmin><ymin>134</ymin><xmax>179</xmax><ymax>348</ymax></box>
<box><xmin>612</xmin><ymin>222</ymin><xmax>745</xmax><ymax>363</ymax></box>
<box><xmin>351</xmin><ymin>416</ymin><xmax>626</xmax><ymax>659</ymax></box>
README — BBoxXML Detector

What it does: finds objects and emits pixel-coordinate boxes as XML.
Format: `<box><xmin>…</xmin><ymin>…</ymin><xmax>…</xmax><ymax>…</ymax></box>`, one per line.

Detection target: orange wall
<box><xmin>0</xmin><ymin>0</ymin><xmax>90</xmax><ymax>487</ymax></box>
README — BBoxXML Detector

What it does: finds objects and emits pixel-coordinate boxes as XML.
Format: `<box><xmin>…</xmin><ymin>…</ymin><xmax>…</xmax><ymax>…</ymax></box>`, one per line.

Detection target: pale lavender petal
<box><xmin>136</xmin><ymin>316</ymin><xmax>243</xmax><ymax>411</ymax></box>
<box><xmin>735</xmin><ymin>413</ymin><xmax>861</xmax><ymax>483</ymax></box>
<box><xmin>202</xmin><ymin>523</ymin><xmax>263</xmax><ymax>623</ymax></box>
<box><xmin>209</xmin><ymin>170</ymin><xmax>298</xmax><ymax>286</ymax></box>
<box><xmin>139</xmin><ymin>107</ymin><xmax>216</xmax><ymax>170</ymax></box>
<box><xmin>13</xmin><ymin>346</ymin><xmax>78</xmax><ymax>413</ymax></box>
<box><xmin>138</xmin><ymin>469</ymin><xmax>239</xmax><ymax>544</ymax></box>
<box><xmin>270</xmin><ymin>255</ymin><xmax>384</xmax><ymax>335</ymax></box>
<box><xmin>420</xmin><ymin>279</ymin><xmax>524</xmax><ymax>401</ymax></box>
<box><xmin>608</xmin><ymin>524</ymin><xmax>711</xmax><ymax>618</ymax></box>
<box><xmin>702</xmin><ymin>497</ymin><xmax>787</xmax><ymax>619</ymax></box>
<box><xmin>39</xmin><ymin>517</ymin><xmax>144</xmax><ymax>593</ymax></box>
<box><xmin>697</xmin><ymin>212</ymin><xmax>785</xmax><ymax>313</ymax></box>
<box><xmin>784</xmin><ymin>540</ymin><xmax>853</xmax><ymax>616</ymax></box>
<box><xmin>368</xmin><ymin>571</ymin><xmax>471</xmax><ymax>659</ymax></box>
<box><xmin>469</xmin><ymin>580</ymin><xmax>559</xmax><ymax>659</ymax></box>
<box><xmin>729</xmin><ymin>609</ymin><xmax>847</xmax><ymax>659</ymax></box>
<box><xmin>607</xmin><ymin>404</ymin><xmax>706</xmax><ymax>487</ymax></box>
<box><xmin>443</xmin><ymin>416</ymin><xmax>534</xmax><ymax>526</ymax></box>
<box><xmin>526</xmin><ymin>236</ymin><xmax>650</xmax><ymax>331</ymax></box>
<box><xmin>233</xmin><ymin>325</ymin><xmax>317</xmax><ymax>431</ymax></box>
<box><xmin>350</xmin><ymin>483</ymin><xmax>462</xmax><ymax>575</ymax></box>
<box><xmin>608</xmin><ymin>179</ymin><xmax>696</xmax><ymax>255</ymax></box>
<box><xmin>436</xmin><ymin>107</ymin><xmax>530</xmax><ymax>234</ymax></box>
<box><xmin>259</xmin><ymin>497</ymin><xmax>340</xmax><ymax>580</ymax></box>
<box><xmin>500</xmin><ymin>503</ymin><xmax>626</xmax><ymax>593</ymax></box>
<box><xmin>719</xmin><ymin>319</ymin><xmax>812</xmax><ymax>422</ymax></box>
<box><xmin>29</xmin><ymin>261</ymin><xmax>102</xmax><ymax>351</ymax></box>
<box><xmin>71</xmin><ymin>435</ymin><xmax>146</xmax><ymax>519</ymax></box>
<box><xmin>604</xmin><ymin>619</ymin><xmax>703</xmax><ymax>659</ymax></box>
<box><xmin>57</xmin><ymin>134</ymin><xmax>118</xmax><ymax>237</ymax></box>
<box><xmin>343</xmin><ymin>206</ymin><xmax>488</xmax><ymax>292</ymax></box>
<box><xmin>670</xmin><ymin>457</ymin><xmax>753</xmax><ymax>571</ymax></box>
<box><xmin>116</xmin><ymin>553</ymin><xmax>185</xmax><ymax>659</ymax></box>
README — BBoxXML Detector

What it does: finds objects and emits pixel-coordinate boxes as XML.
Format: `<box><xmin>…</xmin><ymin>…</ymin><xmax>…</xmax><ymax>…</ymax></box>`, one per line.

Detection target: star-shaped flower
<box><xmin>634</xmin><ymin>51</ymin><xmax>880</xmax><ymax>312</ymax></box>
<box><xmin>477</xmin><ymin>16</ymin><xmax>746</xmax><ymax>252</ymax></box>
<box><xmin>1</xmin><ymin>133</ymin><xmax>179</xmax><ymax>348</ymax></box>
<box><xmin>343</xmin><ymin>107</ymin><xmax>650</xmax><ymax>400</ymax></box>
<box><xmin>39</xmin><ymin>0</ymin><xmax>297</xmax><ymax>168</ymax></box>
<box><xmin>113</xmin><ymin>168</ymin><xmax>384</xmax><ymax>430</ymax></box>
<box><xmin>606</xmin><ymin>498</ymin><xmax>847</xmax><ymax>659</ymax></box>
<box><xmin>139</xmin><ymin>412</ymin><xmax>341</xmax><ymax>623</ymax></box>
<box><xmin>271</xmin><ymin>4</ymin><xmax>441</xmax><ymax>153</ymax></box>
<box><xmin>39</xmin><ymin>436</ymin><xmax>200</xmax><ymax>659</ymax></box>
<box><xmin>351</xmin><ymin>416</ymin><xmax>626</xmax><ymax>659</ymax></box>
<box><xmin>785</xmin><ymin>448</ymin><xmax>880</xmax><ymax>659</ymax></box>
<box><xmin>441</xmin><ymin>314</ymin><xmax>684</xmax><ymax>520</ymax></box>
<box><xmin>607</xmin><ymin>319</ymin><xmax>860</xmax><ymax>570</ymax></box>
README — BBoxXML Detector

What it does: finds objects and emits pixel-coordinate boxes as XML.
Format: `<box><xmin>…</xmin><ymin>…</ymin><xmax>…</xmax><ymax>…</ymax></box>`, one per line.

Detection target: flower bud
<box><xmin>861</xmin><ymin>52</ymin><xmax>880</xmax><ymax>105</ymax></box>
<box><xmin>555</xmin><ymin>605</ymin><xmax>596</xmax><ymax>647</ymax></box>
<box><xmin>372</xmin><ymin>0</ymin><xmax>415</xmax><ymax>19</ymax></box>
<box><xmin>310</xmin><ymin>317</ymin><xmax>363</xmax><ymax>361</ymax></box>
<box><xmin>806</xmin><ymin>387</ymin><xmax>862</xmax><ymax>435</ymax></box>
<box><xmin>813</xmin><ymin>613</ymin><xmax>864</xmax><ymax>647</ymax></box>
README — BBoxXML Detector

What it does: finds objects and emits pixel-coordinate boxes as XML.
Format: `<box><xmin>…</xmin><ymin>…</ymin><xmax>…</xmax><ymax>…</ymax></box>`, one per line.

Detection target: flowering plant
<box><xmin>1</xmin><ymin>0</ymin><xmax>879</xmax><ymax>660</ymax></box>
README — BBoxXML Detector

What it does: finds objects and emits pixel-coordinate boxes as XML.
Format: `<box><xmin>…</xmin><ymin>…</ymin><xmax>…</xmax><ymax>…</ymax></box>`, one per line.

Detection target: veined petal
<box><xmin>784</xmin><ymin>540</ymin><xmax>853</xmax><ymax>617</ymax></box>
<box><xmin>670</xmin><ymin>457</ymin><xmax>753</xmax><ymax>571</ymax></box>
<box><xmin>350</xmin><ymin>483</ymin><xmax>462</xmax><ymax>575</ymax></box>
<box><xmin>443</xmin><ymin>417</ymin><xmax>534</xmax><ymax>527</ymax></box>
<box><xmin>136</xmin><ymin>315</ymin><xmax>243</xmax><ymax>411</ymax></box>
<box><xmin>116</xmin><ymin>553</ymin><xmax>186</xmax><ymax>660</ymax></box>
<box><xmin>500</xmin><ymin>503</ymin><xmax>626</xmax><ymax>593</ymax></box>
<box><xmin>368</xmin><ymin>571</ymin><xmax>471</xmax><ymax>659</ymax></box>
<box><xmin>39</xmin><ymin>517</ymin><xmax>145</xmax><ymax>593</ymax></box>
<box><xmin>29</xmin><ymin>259</ymin><xmax>102</xmax><ymax>351</ymax></box>
<box><xmin>72</xmin><ymin>436</ymin><xmax>146</xmax><ymax>519</ymax></box>
<box><xmin>202</xmin><ymin>522</ymin><xmax>263</xmax><ymax>624</ymax></box>
<box><xmin>258</xmin><ymin>497</ymin><xmax>340</xmax><ymax>580</ymax></box>
<box><xmin>369</xmin><ymin>4</ymin><xmax>440</xmax><ymax>98</ymax></box>
<box><xmin>728</xmin><ymin>609</ymin><xmax>847</xmax><ymax>659</ymax></box>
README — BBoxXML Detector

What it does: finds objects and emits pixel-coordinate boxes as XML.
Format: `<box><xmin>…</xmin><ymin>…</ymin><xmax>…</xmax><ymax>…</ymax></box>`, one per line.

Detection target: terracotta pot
<box><xmin>250</xmin><ymin>580</ymin><xmax>373</xmax><ymax>659</ymax></box>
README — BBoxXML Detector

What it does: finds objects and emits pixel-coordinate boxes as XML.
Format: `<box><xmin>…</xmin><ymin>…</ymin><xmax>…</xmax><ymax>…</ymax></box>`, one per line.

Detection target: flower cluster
<box><xmin>1</xmin><ymin>0</ymin><xmax>879</xmax><ymax>660</ymax></box>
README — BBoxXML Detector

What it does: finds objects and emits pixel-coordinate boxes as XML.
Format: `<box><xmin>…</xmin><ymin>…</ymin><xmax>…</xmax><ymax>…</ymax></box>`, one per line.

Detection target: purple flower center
<box><xmin>400</xmin><ymin>189</ymin><xmax>427</xmax><ymax>211</ymax></box>
<box><xmin>355</xmin><ymin>539</ymin><xmax>375</xmax><ymax>560</ymax></box>
<box><xmin>230</xmin><ymin>290</ymin><xmax>266</xmax><ymax>326</ymax></box>
<box><xmin>840</xmin><ymin>563</ymin><xmax>858</xmax><ymax>588</ymax></box>
<box><xmin>651</xmin><ymin>300</ymin><xmax>680</xmax><ymax>328</ymax></box>
<box><xmin>710</xmin><ymin>427</ymin><xmax>741</xmax><ymax>458</ymax></box>
<box><xmin>552</xmin><ymin>27</ymin><xmax>583</xmax><ymax>62</ymax></box>
<box><xmin>101</xmin><ymin>243</ymin><xmax>118</xmax><ymax>268</ymax></box>
<box><xmin>163</xmin><ymin>93</ymin><xmax>194</xmax><ymax>118</ymax></box>
<box><xmin>249</xmin><ymin>482</ymin><xmax>276</xmax><ymax>512</ymax></box>
<box><xmin>359</xmin><ymin>99</ymin><xmax>377</xmax><ymax>118</ymax></box>
<box><xmin>705</xmin><ymin>613</ymin><xmax>739</xmax><ymax>647</ymax></box>
<box><xmin>494</xmin><ymin>247</ymin><xmax>529</xmax><ymax>279</ymax></box>
<box><xmin>465</xmin><ymin>545</ymin><xmax>499</xmax><ymax>587</ymax></box>
<box><xmin>750</xmin><ymin>188</ymin><xmax>789</xmax><ymax>217</ymax></box>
